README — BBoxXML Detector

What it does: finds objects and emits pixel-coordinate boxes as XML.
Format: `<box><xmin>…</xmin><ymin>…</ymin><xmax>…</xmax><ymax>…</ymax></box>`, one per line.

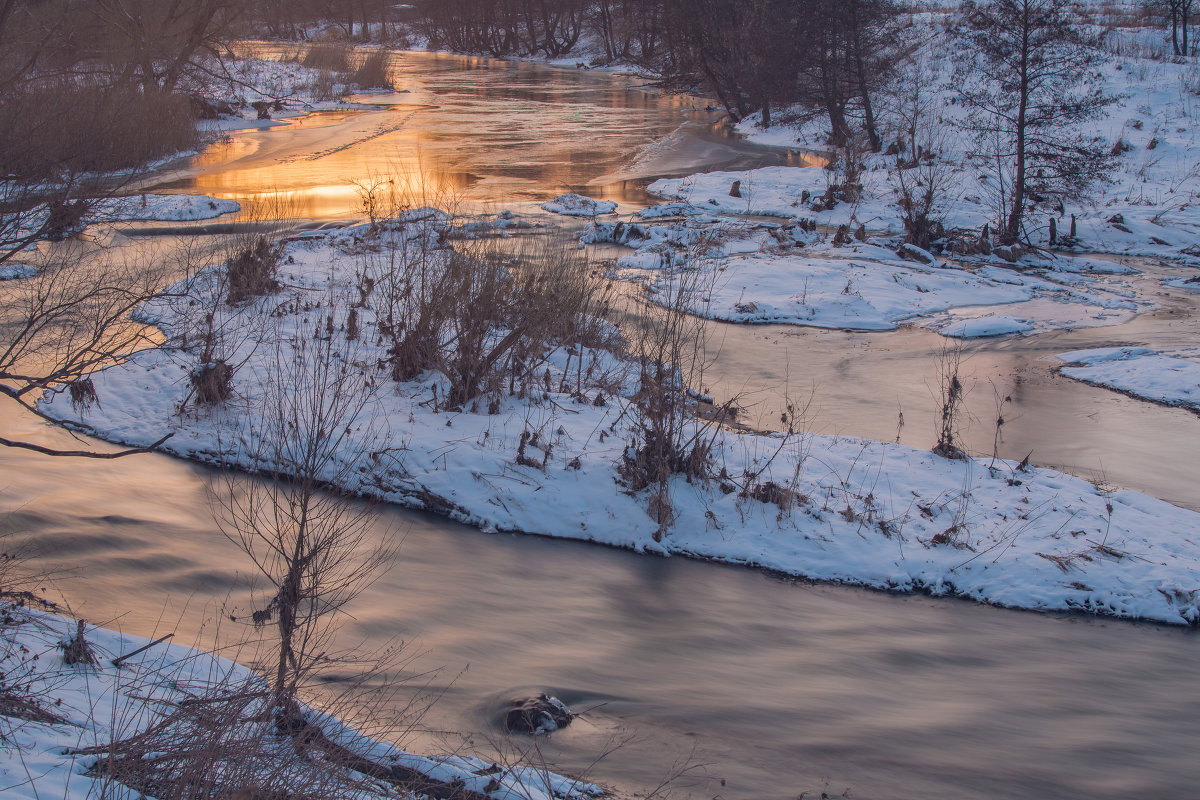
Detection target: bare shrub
<box><xmin>190</xmin><ymin>360</ymin><xmax>234</xmax><ymax>405</ymax></box>
<box><xmin>59</xmin><ymin>619</ymin><xmax>98</xmax><ymax>667</ymax></box>
<box><xmin>352</xmin><ymin>173</ymin><xmax>408</xmax><ymax>230</ymax></box>
<box><xmin>0</xmin><ymin>548</ymin><xmax>67</xmax><ymax>742</ymax></box>
<box><xmin>813</xmin><ymin>134</ymin><xmax>870</xmax><ymax>211</ymax></box>
<box><xmin>892</xmin><ymin>152</ymin><xmax>955</xmax><ymax>251</ymax></box>
<box><xmin>0</xmin><ymin>82</ymin><xmax>198</xmax><ymax>182</ymax></box>
<box><xmin>440</xmin><ymin>236</ymin><xmax>608</xmax><ymax>409</ymax></box>
<box><xmin>364</xmin><ymin>222</ymin><xmax>613</xmax><ymax>410</ymax></box>
<box><xmin>89</xmin><ymin>673</ymin><xmax>385</xmax><ymax>800</ymax></box>
<box><xmin>932</xmin><ymin>343</ymin><xmax>967</xmax><ymax>459</ymax></box>
<box><xmin>225</xmin><ymin>237</ymin><xmax>281</xmax><ymax>305</ymax></box>
<box><xmin>616</xmin><ymin>248</ymin><xmax>723</xmax><ymax>538</ymax></box>
<box><xmin>310</xmin><ymin>68</ymin><xmax>343</xmax><ymax>102</ymax></box>
<box><xmin>365</xmin><ymin>224</ymin><xmax>455</xmax><ymax>382</ymax></box>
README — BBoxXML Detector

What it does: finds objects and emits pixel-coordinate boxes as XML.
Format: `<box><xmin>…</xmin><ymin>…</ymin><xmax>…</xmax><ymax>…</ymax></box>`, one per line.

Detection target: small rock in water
<box><xmin>503</xmin><ymin>693</ymin><xmax>574</xmax><ymax>734</ymax></box>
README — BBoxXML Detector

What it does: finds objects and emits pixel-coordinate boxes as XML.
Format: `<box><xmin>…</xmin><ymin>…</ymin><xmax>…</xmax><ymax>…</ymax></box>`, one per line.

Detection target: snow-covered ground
<box><xmin>542</xmin><ymin>193</ymin><xmax>618</xmax><ymax>217</ymax></box>
<box><xmin>35</xmin><ymin>216</ymin><xmax>1200</xmax><ymax>627</ymax></box>
<box><xmin>188</xmin><ymin>50</ymin><xmax>397</xmax><ymax>132</ymax></box>
<box><xmin>582</xmin><ymin>212</ymin><xmax>1146</xmax><ymax>336</ymax></box>
<box><xmin>0</xmin><ymin>604</ymin><xmax>600</xmax><ymax>800</ymax></box>
<box><xmin>91</xmin><ymin>194</ymin><xmax>241</xmax><ymax>222</ymax></box>
<box><xmin>12</xmin><ymin>15</ymin><xmax>1200</xmax><ymax>800</ymax></box>
<box><xmin>1057</xmin><ymin>346</ymin><xmax>1200</xmax><ymax>410</ymax></box>
<box><xmin>712</xmin><ymin>14</ymin><xmax>1200</xmax><ymax>269</ymax></box>
<box><xmin>0</xmin><ymin>263</ymin><xmax>37</xmax><ymax>280</ymax></box>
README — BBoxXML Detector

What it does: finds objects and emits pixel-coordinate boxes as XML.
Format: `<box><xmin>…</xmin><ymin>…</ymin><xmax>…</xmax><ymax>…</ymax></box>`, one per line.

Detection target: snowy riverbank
<box><xmin>0</xmin><ymin>605</ymin><xmax>601</xmax><ymax>800</ymax></box>
<box><xmin>35</xmin><ymin>214</ymin><xmax>1200</xmax><ymax>627</ymax></box>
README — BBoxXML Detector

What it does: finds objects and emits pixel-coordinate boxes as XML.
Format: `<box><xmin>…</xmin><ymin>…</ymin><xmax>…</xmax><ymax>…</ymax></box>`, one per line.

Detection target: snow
<box><xmin>583</xmin><ymin>216</ymin><xmax>1145</xmax><ymax>336</ymax></box>
<box><xmin>0</xmin><ymin>605</ymin><xmax>601</xmax><ymax>800</ymax></box>
<box><xmin>34</xmin><ymin>217</ymin><xmax>1200</xmax><ymax>627</ymax></box>
<box><xmin>5</xmin><ymin>195</ymin><xmax>240</xmax><ymax>241</ymax></box>
<box><xmin>0</xmin><ymin>263</ymin><xmax>36</xmax><ymax>280</ymax></box>
<box><xmin>91</xmin><ymin>194</ymin><xmax>241</xmax><ymax>222</ymax></box>
<box><xmin>541</xmin><ymin>193</ymin><xmax>618</xmax><ymax>217</ymax></box>
<box><xmin>1164</xmin><ymin>275</ymin><xmax>1200</xmax><ymax>291</ymax></box>
<box><xmin>939</xmin><ymin>315</ymin><xmax>1033</xmax><ymax>338</ymax></box>
<box><xmin>1057</xmin><ymin>347</ymin><xmax>1200</xmax><ymax>410</ymax></box>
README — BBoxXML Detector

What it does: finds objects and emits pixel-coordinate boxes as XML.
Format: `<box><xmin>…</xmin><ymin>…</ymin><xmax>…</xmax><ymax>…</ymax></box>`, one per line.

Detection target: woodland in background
<box><xmin>410</xmin><ymin>0</ymin><xmax>902</xmax><ymax>147</ymax></box>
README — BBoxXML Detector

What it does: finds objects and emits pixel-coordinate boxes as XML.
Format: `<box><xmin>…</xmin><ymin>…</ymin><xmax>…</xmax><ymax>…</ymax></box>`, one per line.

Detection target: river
<box><xmin>3</xmin><ymin>48</ymin><xmax>1198</xmax><ymax>800</ymax></box>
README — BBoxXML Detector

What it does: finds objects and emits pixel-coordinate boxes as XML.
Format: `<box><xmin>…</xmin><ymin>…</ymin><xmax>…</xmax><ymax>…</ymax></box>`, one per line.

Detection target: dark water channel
<box><xmin>3</xmin><ymin>50</ymin><xmax>1199</xmax><ymax>800</ymax></box>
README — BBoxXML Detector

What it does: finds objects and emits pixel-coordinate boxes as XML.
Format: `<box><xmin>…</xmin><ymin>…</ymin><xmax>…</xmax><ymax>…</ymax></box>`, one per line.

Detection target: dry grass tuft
<box><xmin>226</xmin><ymin>237</ymin><xmax>281</xmax><ymax>305</ymax></box>
<box><xmin>300</xmin><ymin>43</ymin><xmax>352</xmax><ymax>73</ymax></box>
<box><xmin>191</xmin><ymin>360</ymin><xmax>234</xmax><ymax>405</ymax></box>
<box><xmin>59</xmin><ymin>619</ymin><xmax>98</xmax><ymax>667</ymax></box>
<box><xmin>349</xmin><ymin>50</ymin><xmax>393</xmax><ymax>89</ymax></box>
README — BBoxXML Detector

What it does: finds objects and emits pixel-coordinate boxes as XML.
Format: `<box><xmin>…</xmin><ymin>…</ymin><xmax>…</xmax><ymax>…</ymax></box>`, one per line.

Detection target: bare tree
<box><xmin>86</xmin><ymin>0</ymin><xmax>243</xmax><ymax>94</ymax></box>
<box><xmin>0</xmin><ymin>243</ymin><xmax>186</xmax><ymax>457</ymax></box>
<box><xmin>1147</xmin><ymin>0</ymin><xmax>1195</xmax><ymax>56</ymax></box>
<box><xmin>212</xmin><ymin>319</ymin><xmax>393</xmax><ymax>716</ymax></box>
<box><xmin>955</xmin><ymin>0</ymin><xmax>1116</xmax><ymax>245</ymax></box>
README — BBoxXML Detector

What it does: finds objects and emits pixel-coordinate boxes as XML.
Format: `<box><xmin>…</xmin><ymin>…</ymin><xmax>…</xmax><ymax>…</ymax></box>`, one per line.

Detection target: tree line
<box><xmin>0</xmin><ymin>0</ymin><xmax>241</xmax><ymax>248</ymax></box>
<box><xmin>412</xmin><ymin>0</ymin><xmax>899</xmax><ymax>147</ymax></box>
<box><xmin>410</xmin><ymin>0</ymin><xmax>1132</xmax><ymax>246</ymax></box>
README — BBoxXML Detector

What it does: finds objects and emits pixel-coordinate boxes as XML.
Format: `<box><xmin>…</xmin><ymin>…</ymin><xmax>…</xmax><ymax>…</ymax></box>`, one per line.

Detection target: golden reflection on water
<box><xmin>156</xmin><ymin>47</ymin><xmax>799</xmax><ymax>220</ymax></box>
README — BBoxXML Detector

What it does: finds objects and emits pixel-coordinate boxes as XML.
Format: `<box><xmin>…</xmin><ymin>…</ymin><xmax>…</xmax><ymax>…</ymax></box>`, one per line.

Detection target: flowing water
<box><xmin>3</xmin><ymin>49</ymin><xmax>1199</xmax><ymax>800</ymax></box>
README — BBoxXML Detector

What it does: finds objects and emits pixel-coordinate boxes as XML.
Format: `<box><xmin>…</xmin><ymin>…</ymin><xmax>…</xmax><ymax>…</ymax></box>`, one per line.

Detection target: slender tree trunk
<box><xmin>275</xmin><ymin>492</ymin><xmax>310</xmax><ymax>710</ymax></box>
<box><xmin>855</xmin><ymin>55</ymin><xmax>881</xmax><ymax>151</ymax></box>
<box><xmin>848</xmin><ymin>2</ymin><xmax>882</xmax><ymax>151</ymax></box>
<box><xmin>1005</xmin><ymin>1</ymin><xmax>1032</xmax><ymax>244</ymax></box>
<box><xmin>1183</xmin><ymin>1</ymin><xmax>1191</xmax><ymax>54</ymax></box>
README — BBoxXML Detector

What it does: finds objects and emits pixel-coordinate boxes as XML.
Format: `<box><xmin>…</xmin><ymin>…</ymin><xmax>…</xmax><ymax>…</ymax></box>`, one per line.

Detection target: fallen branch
<box><xmin>112</xmin><ymin>633</ymin><xmax>175</xmax><ymax>668</ymax></box>
<box><xmin>0</xmin><ymin>432</ymin><xmax>174</xmax><ymax>459</ymax></box>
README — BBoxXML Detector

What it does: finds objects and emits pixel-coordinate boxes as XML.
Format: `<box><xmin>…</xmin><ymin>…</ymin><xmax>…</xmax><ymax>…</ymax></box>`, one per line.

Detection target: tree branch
<box><xmin>0</xmin><ymin>431</ymin><xmax>173</xmax><ymax>458</ymax></box>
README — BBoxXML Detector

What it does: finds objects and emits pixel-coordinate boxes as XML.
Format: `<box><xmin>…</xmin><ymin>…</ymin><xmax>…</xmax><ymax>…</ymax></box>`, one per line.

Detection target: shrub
<box><xmin>349</xmin><ymin>50</ymin><xmax>393</xmax><ymax>89</ymax></box>
<box><xmin>0</xmin><ymin>82</ymin><xmax>198</xmax><ymax>181</ymax></box>
<box><xmin>190</xmin><ymin>360</ymin><xmax>234</xmax><ymax>405</ymax></box>
<box><xmin>932</xmin><ymin>344</ymin><xmax>966</xmax><ymax>459</ymax></box>
<box><xmin>226</xmin><ymin>237</ymin><xmax>281</xmax><ymax>305</ymax></box>
<box><xmin>300</xmin><ymin>42</ymin><xmax>352</xmax><ymax>72</ymax></box>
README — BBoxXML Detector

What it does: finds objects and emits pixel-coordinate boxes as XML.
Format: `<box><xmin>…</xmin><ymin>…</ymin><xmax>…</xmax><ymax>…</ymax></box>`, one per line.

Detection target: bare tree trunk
<box><xmin>1005</xmin><ymin>1</ymin><xmax>1032</xmax><ymax>245</ymax></box>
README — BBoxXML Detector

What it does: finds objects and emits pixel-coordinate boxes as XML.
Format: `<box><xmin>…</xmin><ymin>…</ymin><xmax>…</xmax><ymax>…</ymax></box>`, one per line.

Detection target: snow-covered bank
<box><xmin>583</xmin><ymin>211</ymin><xmax>1146</xmax><ymax>336</ymax></box>
<box><xmin>1057</xmin><ymin>347</ymin><xmax>1200</xmax><ymax>411</ymax></box>
<box><xmin>0</xmin><ymin>605</ymin><xmax>601</xmax><ymax>800</ymax></box>
<box><xmin>0</xmin><ymin>263</ymin><xmax>37</xmax><ymax>280</ymax></box>
<box><xmin>92</xmin><ymin>194</ymin><xmax>241</xmax><ymax>222</ymax></box>
<box><xmin>718</xmin><ymin>14</ymin><xmax>1200</xmax><ymax>269</ymax></box>
<box><xmin>37</xmin><ymin>217</ymin><xmax>1200</xmax><ymax>627</ymax></box>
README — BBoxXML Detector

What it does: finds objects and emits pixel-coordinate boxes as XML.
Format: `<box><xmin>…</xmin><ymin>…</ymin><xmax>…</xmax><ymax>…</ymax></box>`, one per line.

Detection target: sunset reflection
<box><xmin>157</xmin><ymin>49</ymin><xmax>804</xmax><ymax>221</ymax></box>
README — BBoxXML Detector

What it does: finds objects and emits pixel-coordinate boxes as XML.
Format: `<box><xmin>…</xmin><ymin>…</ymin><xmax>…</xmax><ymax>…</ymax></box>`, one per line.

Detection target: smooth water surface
<box><xmin>151</xmin><ymin>46</ymin><xmax>816</xmax><ymax>221</ymax></box>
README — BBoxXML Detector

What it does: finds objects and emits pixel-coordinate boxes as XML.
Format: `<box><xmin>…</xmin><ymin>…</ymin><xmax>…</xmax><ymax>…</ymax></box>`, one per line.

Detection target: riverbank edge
<box><xmin>43</xmin><ymin>405</ymin><xmax>1197</xmax><ymax>633</ymax></box>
